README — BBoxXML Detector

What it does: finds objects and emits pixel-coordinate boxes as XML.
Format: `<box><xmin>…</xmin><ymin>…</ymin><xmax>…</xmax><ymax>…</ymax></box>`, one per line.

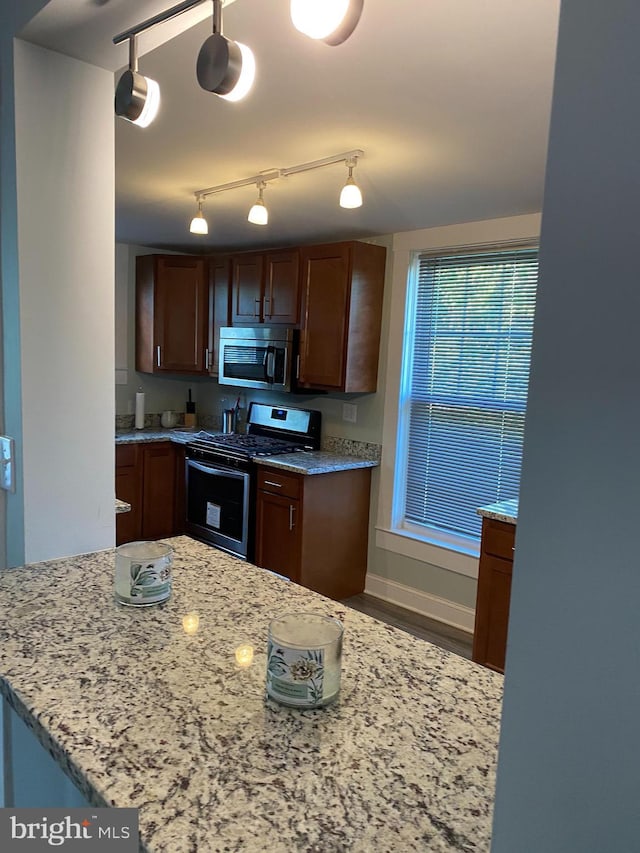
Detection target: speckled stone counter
<box><xmin>115</xmin><ymin>431</ymin><xmax>380</xmax><ymax>473</ymax></box>
<box><xmin>115</xmin><ymin>498</ymin><xmax>131</xmax><ymax>514</ymax></box>
<box><xmin>255</xmin><ymin>451</ymin><xmax>378</xmax><ymax>475</ymax></box>
<box><xmin>477</xmin><ymin>498</ymin><xmax>518</xmax><ymax>524</ymax></box>
<box><xmin>0</xmin><ymin>536</ymin><xmax>502</xmax><ymax>853</ymax></box>
<box><xmin>115</xmin><ymin>428</ymin><xmax>218</xmax><ymax>445</ymax></box>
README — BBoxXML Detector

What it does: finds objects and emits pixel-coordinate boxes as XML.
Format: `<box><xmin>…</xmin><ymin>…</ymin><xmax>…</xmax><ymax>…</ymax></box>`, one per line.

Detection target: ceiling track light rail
<box><xmin>113</xmin><ymin>0</ymin><xmax>208</xmax><ymax>46</ymax></box>
<box><xmin>189</xmin><ymin>150</ymin><xmax>364</xmax><ymax>235</ymax></box>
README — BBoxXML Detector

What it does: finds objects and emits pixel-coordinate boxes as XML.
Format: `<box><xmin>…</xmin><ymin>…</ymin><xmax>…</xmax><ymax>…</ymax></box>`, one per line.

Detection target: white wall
<box><xmin>13</xmin><ymin>41</ymin><xmax>115</xmax><ymax>564</ymax></box>
<box><xmin>492</xmin><ymin>1</ymin><xmax>640</xmax><ymax>849</ymax></box>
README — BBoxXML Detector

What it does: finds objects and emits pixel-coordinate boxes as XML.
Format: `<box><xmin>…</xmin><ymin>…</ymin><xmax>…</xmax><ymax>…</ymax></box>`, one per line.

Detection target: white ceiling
<box><xmin>22</xmin><ymin>0</ymin><xmax>560</xmax><ymax>253</ymax></box>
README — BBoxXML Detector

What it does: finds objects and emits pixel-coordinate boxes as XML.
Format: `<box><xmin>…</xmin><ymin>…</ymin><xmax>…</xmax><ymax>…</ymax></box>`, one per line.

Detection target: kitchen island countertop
<box><xmin>0</xmin><ymin>536</ymin><xmax>502</xmax><ymax>852</ymax></box>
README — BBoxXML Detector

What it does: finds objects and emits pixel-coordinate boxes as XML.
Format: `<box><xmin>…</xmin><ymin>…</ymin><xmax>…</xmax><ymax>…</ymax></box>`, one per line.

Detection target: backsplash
<box><xmin>320</xmin><ymin>436</ymin><xmax>381</xmax><ymax>461</ymax></box>
<box><xmin>116</xmin><ymin>412</ymin><xmax>220</xmax><ymax>431</ymax></box>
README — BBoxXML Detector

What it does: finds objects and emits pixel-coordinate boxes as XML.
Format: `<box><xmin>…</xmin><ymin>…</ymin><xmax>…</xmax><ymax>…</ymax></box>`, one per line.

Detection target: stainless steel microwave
<box><xmin>218</xmin><ymin>327</ymin><xmax>295</xmax><ymax>391</ymax></box>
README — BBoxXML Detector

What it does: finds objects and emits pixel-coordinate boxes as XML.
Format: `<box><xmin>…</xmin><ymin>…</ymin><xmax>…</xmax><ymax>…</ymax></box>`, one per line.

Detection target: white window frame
<box><xmin>376</xmin><ymin>214</ymin><xmax>541</xmax><ymax>579</ymax></box>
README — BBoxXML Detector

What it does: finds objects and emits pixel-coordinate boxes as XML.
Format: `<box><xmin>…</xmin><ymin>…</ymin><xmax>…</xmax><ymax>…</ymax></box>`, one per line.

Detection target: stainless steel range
<box><xmin>185</xmin><ymin>403</ymin><xmax>321</xmax><ymax>560</ymax></box>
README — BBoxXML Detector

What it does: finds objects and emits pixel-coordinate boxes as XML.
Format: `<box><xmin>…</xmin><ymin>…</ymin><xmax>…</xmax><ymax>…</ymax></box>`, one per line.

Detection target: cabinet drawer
<box><xmin>258</xmin><ymin>468</ymin><xmax>301</xmax><ymax>499</ymax></box>
<box><xmin>482</xmin><ymin>518</ymin><xmax>516</xmax><ymax>561</ymax></box>
<box><xmin>116</xmin><ymin>444</ymin><xmax>138</xmax><ymax>469</ymax></box>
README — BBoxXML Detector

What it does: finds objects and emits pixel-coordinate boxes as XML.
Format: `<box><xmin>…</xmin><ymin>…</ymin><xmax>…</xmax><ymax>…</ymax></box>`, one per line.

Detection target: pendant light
<box><xmin>197</xmin><ymin>0</ymin><xmax>256</xmax><ymax>102</ymax></box>
<box><xmin>339</xmin><ymin>158</ymin><xmax>363</xmax><ymax>209</ymax></box>
<box><xmin>189</xmin><ymin>198</ymin><xmax>208</xmax><ymax>235</ymax></box>
<box><xmin>114</xmin><ymin>35</ymin><xmax>160</xmax><ymax>127</ymax></box>
<box><xmin>290</xmin><ymin>0</ymin><xmax>364</xmax><ymax>45</ymax></box>
<box><xmin>248</xmin><ymin>182</ymin><xmax>269</xmax><ymax>225</ymax></box>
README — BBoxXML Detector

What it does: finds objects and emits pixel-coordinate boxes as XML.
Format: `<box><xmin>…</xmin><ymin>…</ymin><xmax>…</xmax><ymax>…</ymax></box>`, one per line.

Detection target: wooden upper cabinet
<box><xmin>231</xmin><ymin>249</ymin><xmax>300</xmax><ymax>326</ymax></box>
<box><xmin>263</xmin><ymin>250</ymin><xmax>300</xmax><ymax>324</ymax></box>
<box><xmin>231</xmin><ymin>253</ymin><xmax>264</xmax><ymax>324</ymax></box>
<box><xmin>297</xmin><ymin>241</ymin><xmax>386</xmax><ymax>392</ymax></box>
<box><xmin>208</xmin><ymin>255</ymin><xmax>231</xmax><ymax>375</ymax></box>
<box><xmin>136</xmin><ymin>254</ymin><xmax>209</xmax><ymax>375</ymax></box>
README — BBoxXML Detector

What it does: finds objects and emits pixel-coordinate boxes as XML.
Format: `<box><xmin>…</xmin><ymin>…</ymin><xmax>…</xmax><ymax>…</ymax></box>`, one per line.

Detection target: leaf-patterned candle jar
<box><xmin>114</xmin><ymin>541</ymin><xmax>173</xmax><ymax>606</ymax></box>
<box><xmin>266</xmin><ymin>613</ymin><xmax>343</xmax><ymax>708</ymax></box>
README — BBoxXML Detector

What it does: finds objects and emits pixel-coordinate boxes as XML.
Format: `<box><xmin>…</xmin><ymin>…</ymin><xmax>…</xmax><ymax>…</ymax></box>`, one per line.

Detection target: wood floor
<box><xmin>342</xmin><ymin>593</ymin><xmax>473</xmax><ymax>660</ymax></box>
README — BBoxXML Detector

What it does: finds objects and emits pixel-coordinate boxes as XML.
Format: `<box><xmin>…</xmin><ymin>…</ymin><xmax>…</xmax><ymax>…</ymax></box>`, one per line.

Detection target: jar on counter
<box><xmin>266</xmin><ymin>612</ymin><xmax>344</xmax><ymax>708</ymax></box>
<box><xmin>114</xmin><ymin>541</ymin><xmax>173</xmax><ymax>606</ymax></box>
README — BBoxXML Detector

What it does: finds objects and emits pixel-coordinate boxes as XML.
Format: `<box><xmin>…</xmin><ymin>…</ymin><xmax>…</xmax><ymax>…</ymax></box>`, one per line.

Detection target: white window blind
<box><xmin>403</xmin><ymin>247</ymin><xmax>538</xmax><ymax>542</ymax></box>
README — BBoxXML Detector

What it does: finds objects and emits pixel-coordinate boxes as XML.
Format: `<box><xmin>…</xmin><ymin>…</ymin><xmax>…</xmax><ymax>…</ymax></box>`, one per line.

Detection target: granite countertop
<box><xmin>0</xmin><ymin>536</ymin><xmax>502</xmax><ymax>853</ymax></box>
<box><xmin>115</xmin><ymin>430</ymin><xmax>380</xmax><ymax>474</ymax></box>
<box><xmin>477</xmin><ymin>498</ymin><xmax>519</xmax><ymax>524</ymax></box>
<box><xmin>115</xmin><ymin>428</ymin><xmax>218</xmax><ymax>445</ymax></box>
<box><xmin>255</xmin><ymin>451</ymin><xmax>378</xmax><ymax>475</ymax></box>
<box><xmin>115</xmin><ymin>498</ymin><xmax>131</xmax><ymax>514</ymax></box>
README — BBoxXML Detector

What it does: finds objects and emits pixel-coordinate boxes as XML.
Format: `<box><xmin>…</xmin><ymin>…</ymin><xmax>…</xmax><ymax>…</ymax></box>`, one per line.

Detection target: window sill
<box><xmin>375</xmin><ymin>526</ymin><xmax>479</xmax><ymax>579</ymax></box>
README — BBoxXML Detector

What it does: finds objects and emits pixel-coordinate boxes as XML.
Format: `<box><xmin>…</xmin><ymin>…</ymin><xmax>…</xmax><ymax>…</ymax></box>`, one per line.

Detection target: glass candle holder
<box><xmin>266</xmin><ymin>612</ymin><xmax>343</xmax><ymax>708</ymax></box>
<box><xmin>114</xmin><ymin>541</ymin><xmax>173</xmax><ymax>606</ymax></box>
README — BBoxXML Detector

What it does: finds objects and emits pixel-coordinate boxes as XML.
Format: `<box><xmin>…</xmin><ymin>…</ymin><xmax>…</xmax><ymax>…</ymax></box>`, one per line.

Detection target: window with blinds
<box><xmin>400</xmin><ymin>247</ymin><xmax>538</xmax><ymax>544</ymax></box>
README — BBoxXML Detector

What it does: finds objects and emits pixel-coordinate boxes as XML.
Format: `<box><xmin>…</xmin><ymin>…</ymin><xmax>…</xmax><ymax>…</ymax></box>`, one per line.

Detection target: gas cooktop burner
<box><xmin>187</xmin><ymin>433</ymin><xmax>309</xmax><ymax>458</ymax></box>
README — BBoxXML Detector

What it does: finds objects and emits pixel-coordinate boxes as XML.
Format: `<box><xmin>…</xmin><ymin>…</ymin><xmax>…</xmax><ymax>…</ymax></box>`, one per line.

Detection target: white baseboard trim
<box><xmin>364</xmin><ymin>573</ymin><xmax>475</xmax><ymax>635</ymax></box>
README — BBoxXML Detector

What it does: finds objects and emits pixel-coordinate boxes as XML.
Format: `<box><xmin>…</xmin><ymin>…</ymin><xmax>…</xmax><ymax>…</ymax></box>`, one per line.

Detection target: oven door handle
<box><xmin>187</xmin><ymin>459</ymin><xmax>248</xmax><ymax>480</ymax></box>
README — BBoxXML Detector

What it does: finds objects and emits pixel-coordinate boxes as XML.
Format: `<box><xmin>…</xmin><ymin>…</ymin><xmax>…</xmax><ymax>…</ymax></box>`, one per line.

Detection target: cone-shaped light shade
<box><xmin>248</xmin><ymin>185</ymin><xmax>269</xmax><ymax>225</ymax></box>
<box><xmin>190</xmin><ymin>201</ymin><xmax>209</xmax><ymax>235</ymax></box>
<box><xmin>339</xmin><ymin>175</ymin><xmax>362</xmax><ymax>209</ymax></box>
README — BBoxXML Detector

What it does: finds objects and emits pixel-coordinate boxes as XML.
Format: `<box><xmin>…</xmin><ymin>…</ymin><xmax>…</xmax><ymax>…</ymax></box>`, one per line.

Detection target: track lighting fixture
<box><xmin>114</xmin><ymin>35</ymin><xmax>160</xmax><ymax>127</ymax></box>
<box><xmin>189</xmin><ymin>197</ymin><xmax>209</xmax><ymax>235</ymax></box>
<box><xmin>113</xmin><ymin>0</ymin><xmax>365</xmax><ymax>122</ymax></box>
<box><xmin>189</xmin><ymin>150</ymin><xmax>364</xmax><ymax>235</ymax></box>
<box><xmin>290</xmin><ymin>0</ymin><xmax>364</xmax><ymax>45</ymax></box>
<box><xmin>339</xmin><ymin>158</ymin><xmax>363</xmax><ymax>209</ymax></box>
<box><xmin>196</xmin><ymin>0</ymin><xmax>256</xmax><ymax>101</ymax></box>
<box><xmin>248</xmin><ymin>182</ymin><xmax>269</xmax><ymax>225</ymax></box>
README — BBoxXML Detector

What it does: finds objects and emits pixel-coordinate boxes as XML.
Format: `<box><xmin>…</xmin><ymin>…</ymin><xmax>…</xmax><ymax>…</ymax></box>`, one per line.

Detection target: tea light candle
<box><xmin>235</xmin><ymin>643</ymin><xmax>254</xmax><ymax>667</ymax></box>
<box><xmin>266</xmin><ymin>613</ymin><xmax>343</xmax><ymax>708</ymax></box>
<box><xmin>182</xmin><ymin>612</ymin><xmax>200</xmax><ymax>635</ymax></box>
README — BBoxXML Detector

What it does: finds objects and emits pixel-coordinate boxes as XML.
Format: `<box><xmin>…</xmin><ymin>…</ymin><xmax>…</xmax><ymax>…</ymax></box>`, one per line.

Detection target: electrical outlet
<box><xmin>342</xmin><ymin>403</ymin><xmax>358</xmax><ymax>424</ymax></box>
<box><xmin>0</xmin><ymin>435</ymin><xmax>15</xmax><ymax>492</ymax></box>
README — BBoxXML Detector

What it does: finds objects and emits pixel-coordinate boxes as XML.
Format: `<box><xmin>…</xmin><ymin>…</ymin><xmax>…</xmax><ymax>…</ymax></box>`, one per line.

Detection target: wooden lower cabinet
<box><xmin>115</xmin><ymin>445</ymin><xmax>143</xmax><ymax>546</ymax></box>
<box><xmin>141</xmin><ymin>443</ymin><xmax>177</xmax><ymax>540</ymax></box>
<box><xmin>255</xmin><ymin>465</ymin><xmax>372</xmax><ymax>600</ymax></box>
<box><xmin>116</xmin><ymin>442</ymin><xmax>183</xmax><ymax>545</ymax></box>
<box><xmin>472</xmin><ymin>517</ymin><xmax>516</xmax><ymax>673</ymax></box>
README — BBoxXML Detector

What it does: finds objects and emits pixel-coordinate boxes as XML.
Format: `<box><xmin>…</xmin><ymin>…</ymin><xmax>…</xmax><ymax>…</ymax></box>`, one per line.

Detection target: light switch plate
<box><xmin>0</xmin><ymin>435</ymin><xmax>15</xmax><ymax>492</ymax></box>
<box><xmin>342</xmin><ymin>403</ymin><xmax>358</xmax><ymax>424</ymax></box>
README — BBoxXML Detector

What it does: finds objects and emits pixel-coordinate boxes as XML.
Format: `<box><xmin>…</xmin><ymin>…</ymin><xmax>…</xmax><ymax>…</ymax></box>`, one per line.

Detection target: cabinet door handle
<box><xmin>263</xmin><ymin>296</ymin><xmax>271</xmax><ymax>318</ymax></box>
<box><xmin>264</xmin><ymin>480</ymin><xmax>282</xmax><ymax>488</ymax></box>
<box><xmin>289</xmin><ymin>504</ymin><xmax>295</xmax><ymax>531</ymax></box>
<box><xmin>254</xmin><ymin>298</ymin><xmax>260</xmax><ymax>318</ymax></box>
<box><xmin>205</xmin><ymin>348</ymin><xmax>211</xmax><ymax>370</ymax></box>
<box><xmin>156</xmin><ymin>345</ymin><xmax>161</xmax><ymax>367</ymax></box>
<box><xmin>296</xmin><ymin>354</ymin><xmax>301</xmax><ymax>380</ymax></box>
